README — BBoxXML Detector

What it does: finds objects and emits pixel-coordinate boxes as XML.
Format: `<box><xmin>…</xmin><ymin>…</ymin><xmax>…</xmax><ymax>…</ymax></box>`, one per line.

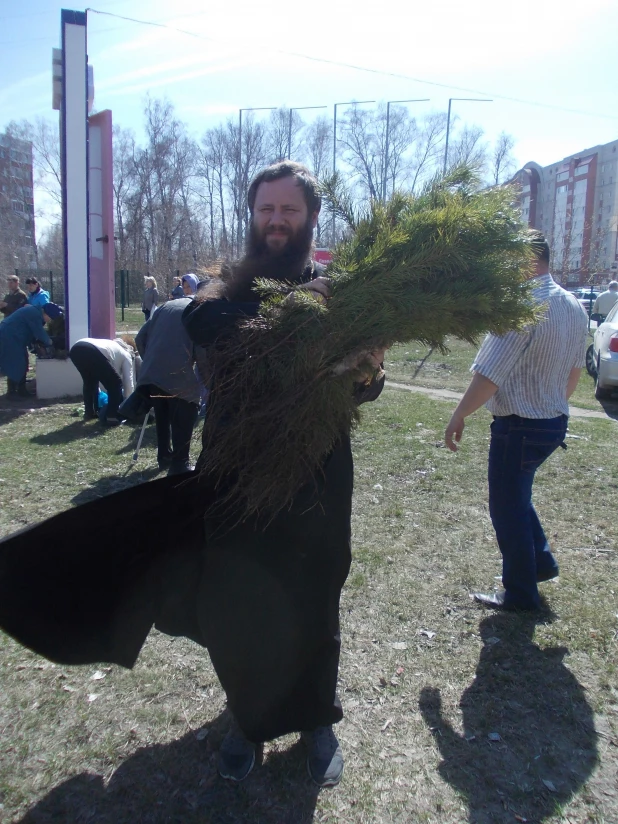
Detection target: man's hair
<box><xmin>608</xmin><ymin>281</ymin><xmax>618</xmax><ymax>290</ymax></box>
<box><xmin>247</xmin><ymin>161</ymin><xmax>321</xmax><ymax>216</ymax></box>
<box><xmin>25</xmin><ymin>277</ymin><xmax>39</xmax><ymax>285</ymax></box>
<box><xmin>8</xmin><ymin>275</ymin><xmax>18</xmax><ymax>282</ymax></box>
<box><xmin>529</xmin><ymin>232</ymin><xmax>550</xmax><ymax>264</ymax></box>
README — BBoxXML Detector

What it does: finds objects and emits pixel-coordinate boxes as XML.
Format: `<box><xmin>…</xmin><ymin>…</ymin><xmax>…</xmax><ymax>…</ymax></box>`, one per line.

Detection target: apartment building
<box><xmin>0</xmin><ymin>131</ymin><xmax>37</xmax><ymax>270</ymax></box>
<box><xmin>513</xmin><ymin>137</ymin><xmax>618</xmax><ymax>286</ymax></box>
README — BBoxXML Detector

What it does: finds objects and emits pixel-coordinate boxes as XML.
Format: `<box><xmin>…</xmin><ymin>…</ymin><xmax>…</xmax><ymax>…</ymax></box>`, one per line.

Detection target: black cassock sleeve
<box><xmin>0</xmin><ymin>473</ymin><xmax>209</xmax><ymax>668</ymax></box>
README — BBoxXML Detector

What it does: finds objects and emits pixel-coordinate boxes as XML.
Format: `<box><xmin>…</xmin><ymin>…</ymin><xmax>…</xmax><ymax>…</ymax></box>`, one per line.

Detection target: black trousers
<box><xmin>69</xmin><ymin>342</ymin><xmax>123</xmax><ymax>418</ymax></box>
<box><xmin>147</xmin><ymin>385</ymin><xmax>198</xmax><ymax>466</ymax></box>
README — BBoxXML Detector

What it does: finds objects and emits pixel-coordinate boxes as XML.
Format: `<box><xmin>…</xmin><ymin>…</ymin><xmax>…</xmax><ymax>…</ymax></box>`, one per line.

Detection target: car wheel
<box><xmin>585</xmin><ymin>344</ymin><xmax>597</xmax><ymax>377</ymax></box>
<box><xmin>595</xmin><ymin>358</ymin><xmax>612</xmax><ymax>401</ymax></box>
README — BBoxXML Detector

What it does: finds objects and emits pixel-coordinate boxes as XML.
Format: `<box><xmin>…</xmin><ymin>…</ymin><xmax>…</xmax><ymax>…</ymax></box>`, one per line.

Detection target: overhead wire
<box><xmin>85</xmin><ymin>7</ymin><xmax>618</xmax><ymax>121</ymax></box>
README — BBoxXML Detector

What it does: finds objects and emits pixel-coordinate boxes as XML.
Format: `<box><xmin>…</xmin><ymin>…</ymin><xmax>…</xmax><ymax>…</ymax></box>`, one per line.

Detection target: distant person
<box><xmin>0</xmin><ymin>275</ymin><xmax>28</xmax><ymax>318</ymax></box>
<box><xmin>69</xmin><ymin>337</ymin><xmax>136</xmax><ymax>425</ymax></box>
<box><xmin>445</xmin><ymin>234</ymin><xmax>588</xmax><ymax>611</ymax></box>
<box><xmin>181</xmin><ymin>274</ymin><xmax>199</xmax><ymax>296</ymax></box>
<box><xmin>170</xmin><ymin>277</ymin><xmax>184</xmax><ymax>299</ymax></box>
<box><xmin>135</xmin><ymin>297</ymin><xmax>200</xmax><ymax>475</ymax></box>
<box><xmin>592</xmin><ymin>281</ymin><xmax>618</xmax><ymax>319</ymax></box>
<box><xmin>24</xmin><ymin>277</ymin><xmax>51</xmax><ymax>308</ymax></box>
<box><xmin>141</xmin><ymin>276</ymin><xmax>159</xmax><ymax>321</ymax></box>
<box><xmin>0</xmin><ymin>303</ymin><xmax>61</xmax><ymax>398</ymax></box>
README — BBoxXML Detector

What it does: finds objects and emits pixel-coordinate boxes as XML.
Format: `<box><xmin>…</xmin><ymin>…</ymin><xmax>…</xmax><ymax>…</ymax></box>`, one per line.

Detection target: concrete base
<box><xmin>36</xmin><ymin>357</ymin><xmax>82</xmax><ymax>399</ymax></box>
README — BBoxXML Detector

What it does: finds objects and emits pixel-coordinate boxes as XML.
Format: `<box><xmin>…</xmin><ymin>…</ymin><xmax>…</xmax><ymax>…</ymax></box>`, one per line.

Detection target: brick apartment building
<box><xmin>0</xmin><ymin>131</ymin><xmax>37</xmax><ymax>273</ymax></box>
<box><xmin>512</xmin><ymin>137</ymin><xmax>618</xmax><ymax>286</ymax></box>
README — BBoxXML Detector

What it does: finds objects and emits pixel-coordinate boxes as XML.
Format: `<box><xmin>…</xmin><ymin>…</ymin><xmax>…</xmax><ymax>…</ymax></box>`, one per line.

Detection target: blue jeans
<box><xmin>488</xmin><ymin>414</ymin><xmax>567</xmax><ymax>609</ymax></box>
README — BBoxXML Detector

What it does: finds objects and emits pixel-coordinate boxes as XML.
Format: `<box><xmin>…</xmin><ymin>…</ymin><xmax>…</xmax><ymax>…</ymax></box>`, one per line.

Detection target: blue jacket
<box><xmin>27</xmin><ymin>288</ymin><xmax>51</xmax><ymax>308</ymax></box>
<box><xmin>0</xmin><ymin>305</ymin><xmax>52</xmax><ymax>381</ymax></box>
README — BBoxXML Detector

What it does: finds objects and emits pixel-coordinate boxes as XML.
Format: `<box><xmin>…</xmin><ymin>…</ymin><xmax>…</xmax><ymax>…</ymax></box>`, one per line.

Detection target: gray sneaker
<box><xmin>301</xmin><ymin>726</ymin><xmax>344</xmax><ymax>787</ymax></box>
<box><xmin>218</xmin><ymin>721</ymin><xmax>257</xmax><ymax>782</ymax></box>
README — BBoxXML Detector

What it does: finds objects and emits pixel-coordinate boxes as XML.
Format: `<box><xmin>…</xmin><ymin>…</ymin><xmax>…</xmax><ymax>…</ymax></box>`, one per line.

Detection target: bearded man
<box><xmin>179</xmin><ymin>162</ymin><xmax>384</xmax><ymax>786</ymax></box>
<box><xmin>0</xmin><ymin>162</ymin><xmax>383</xmax><ymax>790</ymax></box>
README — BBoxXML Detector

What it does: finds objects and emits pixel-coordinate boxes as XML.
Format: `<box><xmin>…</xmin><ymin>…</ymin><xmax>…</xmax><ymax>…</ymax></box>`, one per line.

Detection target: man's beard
<box><xmin>244</xmin><ymin>217</ymin><xmax>315</xmax><ymax>283</ymax></box>
<box><xmin>216</xmin><ymin>216</ymin><xmax>316</xmax><ymax>303</ymax></box>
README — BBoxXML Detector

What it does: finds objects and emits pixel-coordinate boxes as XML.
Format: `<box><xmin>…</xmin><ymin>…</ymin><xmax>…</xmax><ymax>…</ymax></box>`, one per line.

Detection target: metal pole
<box><xmin>237</xmin><ymin>106</ymin><xmax>277</xmax><ymax>254</ymax></box>
<box><xmin>383</xmin><ymin>99</ymin><xmax>430</xmax><ymax>201</ymax></box>
<box><xmin>287</xmin><ymin>106</ymin><xmax>327</xmax><ymax>159</ymax></box>
<box><xmin>443</xmin><ymin>99</ymin><xmax>453</xmax><ymax>175</ymax></box>
<box><xmin>121</xmin><ymin>270</ymin><xmax>125</xmax><ymax>322</ymax></box>
<box><xmin>332</xmin><ymin>100</ymin><xmax>375</xmax><ymax>245</ymax></box>
<box><xmin>49</xmin><ymin>270</ymin><xmax>54</xmax><ymax>302</ymax></box>
<box><xmin>238</xmin><ymin>109</ymin><xmax>242</xmax><ymax>256</ymax></box>
<box><xmin>443</xmin><ymin>97</ymin><xmax>492</xmax><ymax>174</ymax></box>
<box><xmin>333</xmin><ymin>105</ymin><xmax>338</xmax><ymax>175</ymax></box>
<box><xmin>383</xmin><ymin>103</ymin><xmax>391</xmax><ymax>202</ymax></box>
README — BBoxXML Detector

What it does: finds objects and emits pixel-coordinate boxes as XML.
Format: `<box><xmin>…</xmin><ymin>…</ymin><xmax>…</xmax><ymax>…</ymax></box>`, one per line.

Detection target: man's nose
<box><xmin>268</xmin><ymin>207</ymin><xmax>286</xmax><ymax>223</ymax></box>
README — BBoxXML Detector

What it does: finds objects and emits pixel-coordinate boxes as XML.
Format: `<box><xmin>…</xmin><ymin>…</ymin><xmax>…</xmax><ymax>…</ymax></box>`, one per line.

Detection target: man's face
<box><xmin>182</xmin><ymin>280</ymin><xmax>192</xmax><ymax>296</ymax></box>
<box><xmin>252</xmin><ymin>177</ymin><xmax>318</xmax><ymax>254</ymax></box>
<box><xmin>7</xmin><ymin>279</ymin><xmax>18</xmax><ymax>293</ymax></box>
<box><xmin>26</xmin><ymin>282</ymin><xmax>37</xmax><ymax>293</ymax></box>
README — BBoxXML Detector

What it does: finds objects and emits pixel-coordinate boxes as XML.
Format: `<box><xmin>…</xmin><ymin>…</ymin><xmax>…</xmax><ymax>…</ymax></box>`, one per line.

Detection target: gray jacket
<box><xmin>135</xmin><ymin>298</ymin><xmax>200</xmax><ymax>404</ymax></box>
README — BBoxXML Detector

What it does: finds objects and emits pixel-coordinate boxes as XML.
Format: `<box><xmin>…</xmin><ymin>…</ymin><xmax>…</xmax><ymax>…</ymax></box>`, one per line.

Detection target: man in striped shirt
<box><xmin>444</xmin><ymin>234</ymin><xmax>588</xmax><ymax>610</ymax></box>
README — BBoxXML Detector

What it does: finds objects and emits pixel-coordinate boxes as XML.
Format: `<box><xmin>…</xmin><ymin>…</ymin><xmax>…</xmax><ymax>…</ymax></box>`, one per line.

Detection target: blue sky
<box><xmin>2</xmin><ymin>0</ymin><xmax>618</xmax><ymax>173</ymax></box>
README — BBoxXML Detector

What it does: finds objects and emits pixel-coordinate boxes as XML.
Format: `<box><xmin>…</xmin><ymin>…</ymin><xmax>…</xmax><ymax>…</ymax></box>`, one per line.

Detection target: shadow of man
<box><xmin>29</xmin><ymin>420</ymin><xmax>107</xmax><ymax>446</ymax></box>
<box><xmin>70</xmin><ymin>467</ymin><xmax>162</xmax><ymax>507</ymax></box>
<box><xmin>420</xmin><ymin>612</ymin><xmax>598</xmax><ymax>823</ymax></box>
<box><xmin>18</xmin><ymin>711</ymin><xmax>320</xmax><ymax>824</ymax></box>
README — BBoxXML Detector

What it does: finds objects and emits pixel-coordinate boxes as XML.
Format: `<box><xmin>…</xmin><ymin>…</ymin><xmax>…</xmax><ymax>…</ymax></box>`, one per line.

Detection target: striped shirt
<box><xmin>472</xmin><ymin>274</ymin><xmax>588</xmax><ymax>418</ymax></box>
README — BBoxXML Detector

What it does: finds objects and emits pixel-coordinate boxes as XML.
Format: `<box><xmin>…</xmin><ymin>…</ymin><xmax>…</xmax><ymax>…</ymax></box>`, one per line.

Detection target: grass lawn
<box><xmin>115</xmin><ymin>306</ymin><xmax>145</xmax><ymax>334</ymax></box>
<box><xmin>0</xmin><ymin>342</ymin><xmax>616</xmax><ymax>823</ymax></box>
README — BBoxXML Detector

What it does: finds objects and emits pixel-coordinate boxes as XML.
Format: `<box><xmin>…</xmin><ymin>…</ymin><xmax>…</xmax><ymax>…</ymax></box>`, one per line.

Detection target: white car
<box><xmin>592</xmin><ymin>301</ymin><xmax>618</xmax><ymax>400</ymax></box>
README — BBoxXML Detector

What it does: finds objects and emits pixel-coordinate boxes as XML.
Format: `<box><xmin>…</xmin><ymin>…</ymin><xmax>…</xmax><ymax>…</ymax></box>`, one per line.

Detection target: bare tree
<box><xmin>304</xmin><ymin>116</ymin><xmax>332</xmax><ymax>179</ymax></box>
<box><xmin>338</xmin><ymin>105</ymin><xmax>383</xmax><ymax>201</ymax></box>
<box><xmin>447</xmin><ymin>124</ymin><xmax>488</xmax><ymax>174</ymax></box>
<box><xmin>491</xmin><ymin>132</ymin><xmax>516</xmax><ymax>186</ymax></box>
<box><xmin>266</xmin><ymin>107</ymin><xmax>304</xmax><ymax>163</ymax></box>
<box><xmin>408</xmin><ymin>112</ymin><xmax>448</xmax><ymax>192</ymax></box>
<box><xmin>112</xmin><ymin>125</ymin><xmax>137</xmax><ymax>270</ymax></box>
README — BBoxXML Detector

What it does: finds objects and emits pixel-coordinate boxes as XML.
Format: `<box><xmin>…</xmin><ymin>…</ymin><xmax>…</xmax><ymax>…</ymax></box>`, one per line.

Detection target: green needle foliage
<box><xmin>200</xmin><ymin>168</ymin><xmax>538</xmax><ymax>520</ymax></box>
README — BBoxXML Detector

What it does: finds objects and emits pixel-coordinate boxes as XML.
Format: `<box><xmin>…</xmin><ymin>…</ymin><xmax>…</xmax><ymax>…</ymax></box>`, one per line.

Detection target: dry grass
<box><xmin>0</xmin><ymin>344</ymin><xmax>617</xmax><ymax>823</ymax></box>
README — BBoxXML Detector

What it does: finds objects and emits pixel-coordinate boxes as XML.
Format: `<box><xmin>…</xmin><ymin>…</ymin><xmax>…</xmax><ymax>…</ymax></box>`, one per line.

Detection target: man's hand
<box><xmin>443</xmin><ymin>372</ymin><xmax>498</xmax><ymax>452</ymax></box>
<box><xmin>333</xmin><ymin>347</ymin><xmax>387</xmax><ymax>378</ymax></box>
<box><xmin>0</xmin><ymin>301</ymin><xmax>7</xmax><ymax>309</ymax></box>
<box><xmin>286</xmin><ymin>276</ymin><xmax>331</xmax><ymax>304</ymax></box>
<box><xmin>445</xmin><ymin>412</ymin><xmax>465</xmax><ymax>452</ymax></box>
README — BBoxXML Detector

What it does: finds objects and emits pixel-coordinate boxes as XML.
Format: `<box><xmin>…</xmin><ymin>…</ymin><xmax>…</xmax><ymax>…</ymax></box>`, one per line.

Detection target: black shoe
<box><xmin>218</xmin><ymin>722</ymin><xmax>258</xmax><ymax>782</ymax></box>
<box><xmin>157</xmin><ymin>453</ymin><xmax>173</xmax><ymax>471</ymax></box>
<box><xmin>301</xmin><ymin>726</ymin><xmax>344</xmax><ymax>788</ymax></box>
<box><xmin>84</xmin><ymin>412</ymin><xmax>97</xmax><ymax>421</ymax></box>
<box><xmin>167</xmin><ymin>461</ymin><xmax>194</xmax><ymax>476</ymax></box>
<box><xmin>536</xmin><ymin>566</ymin><xmax>559</xmax><ymax>583</ymax></box>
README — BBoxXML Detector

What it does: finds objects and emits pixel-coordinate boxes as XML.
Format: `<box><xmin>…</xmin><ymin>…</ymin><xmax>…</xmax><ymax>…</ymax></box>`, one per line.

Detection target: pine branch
<box><xmin>199</xmin><ymin>169</ymin><xmax>538</xmax><ymax>521</ymax></box>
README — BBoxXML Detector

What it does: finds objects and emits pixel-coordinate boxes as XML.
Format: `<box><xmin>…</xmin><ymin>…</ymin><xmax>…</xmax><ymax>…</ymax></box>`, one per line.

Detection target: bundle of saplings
<box><xmin>201</xmin><ymin>168</ymin><xmax>538</xmax><ymax>520</ymax></box>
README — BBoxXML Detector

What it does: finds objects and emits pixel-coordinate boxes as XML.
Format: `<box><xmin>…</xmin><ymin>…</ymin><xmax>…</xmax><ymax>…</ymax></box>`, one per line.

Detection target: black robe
<box><xmin>0</xmin><ymin>267</ymin><xmax>383</xmax><ymax>743</ymax></box>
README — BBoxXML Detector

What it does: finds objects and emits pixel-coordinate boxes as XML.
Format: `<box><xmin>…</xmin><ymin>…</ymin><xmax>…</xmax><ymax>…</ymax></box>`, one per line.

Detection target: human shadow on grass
<box><xmin>71</xmin><ymin>467</ymin><xmax>162</xmax><ymax>506</ymax></box>
<box><xmin>419</xmin><ymin>611</ymin><xmax>597</xmax><ymax>824</ymax></box>
<box><xmin>18</xmin><ymin>711</ymin><xmax>320</xmax><ymax>824</ymax></box>
<box><xmin>29</xmin><ymin>420</ymin><xmax>107</xmax><ymax>446</ymax></box>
